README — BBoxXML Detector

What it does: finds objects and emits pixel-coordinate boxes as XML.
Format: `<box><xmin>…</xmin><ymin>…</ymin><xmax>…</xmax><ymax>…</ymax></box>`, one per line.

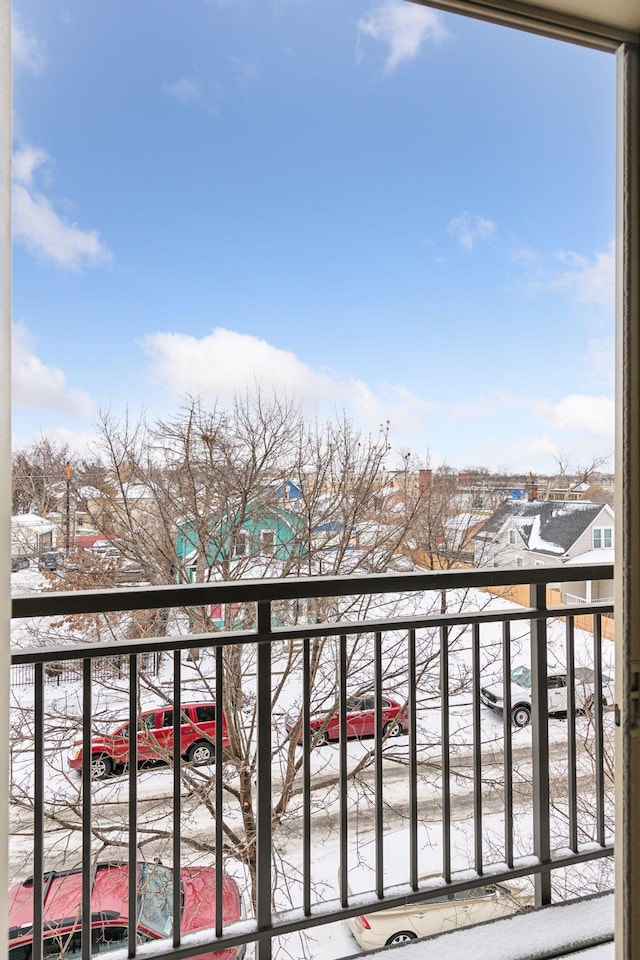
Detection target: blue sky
<box><xmin>12</xmin><ymin>0</ymin><xmax>616</xmax><ymax>473</ymax></box>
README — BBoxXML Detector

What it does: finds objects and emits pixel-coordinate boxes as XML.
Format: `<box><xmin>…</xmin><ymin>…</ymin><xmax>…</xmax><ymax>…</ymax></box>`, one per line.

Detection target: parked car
<box><xmin>287</xmin><ymin>694</ymin><xmax>407</xmax><ymax>745</ymax></box>
<box><xmin>480</xmin><ymin>664</ymin><xmax>615</xmax><ymax>727</ymax></box>
<box><xmin>68</xmin><ymin>702</ymin><xmax>229</xmax><ymax>780</ymax></box>
<box><xmin>10</xmin><ymin>556</ymin><xmax>29</xmax><ymax>572</ymax></box>
<box><xmin>8</xmin><ymin>860</ymin><xmax>245</xmax><ymax>960</ymax></box>
<box><xmin>114</xmin><ymin>560</ymin><xmax>145</xmax><ymax>584</ymax></box>
<box><xmin>345</xmin><ymin>824</ymin><xmax>529</xmax><ymax>950</ymax></box>
<box><xmin>37</xmin><ymin>551</ymin><xmax>64</xmax><ymax>572</ymax></box>
<box><xmin>90</xmin><ymin>540</ymin><xmax>121</xmax><ymax>557</ymax></box>
<box><xmin>348</xmin><ymin>880</ymin><xmax>526</xmax><ymax>950</ymax></box>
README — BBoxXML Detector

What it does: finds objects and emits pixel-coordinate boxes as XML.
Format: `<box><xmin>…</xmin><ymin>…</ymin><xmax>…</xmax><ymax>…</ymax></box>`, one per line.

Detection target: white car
<box><xmin>344</xmin><ymin>823</ymin><xmax>529</xmax><ymax>951</ymax></box>
<box><xmin>347</xmin><ymin>881</ymin><xmax>525</xmax><ymax>949</ymax></box>
<box><xmin>480</xmin><ymin>664</ymin><xmax>614</xmax><ymax>727</ymax></box>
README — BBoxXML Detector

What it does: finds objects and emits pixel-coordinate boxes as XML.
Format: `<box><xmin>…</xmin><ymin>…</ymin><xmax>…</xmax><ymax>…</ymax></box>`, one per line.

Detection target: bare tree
<box><xmin>10</xmin><ymin>393</ymin><xmax>510</xmax><ymax>953</ymax></box>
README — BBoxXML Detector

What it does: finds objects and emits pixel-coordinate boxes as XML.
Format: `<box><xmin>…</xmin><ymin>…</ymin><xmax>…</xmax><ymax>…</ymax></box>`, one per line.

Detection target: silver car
<box><xmin>480</xmin><ymin>664</ymin><xmax>614</xmax><ymax>727</ymax></box>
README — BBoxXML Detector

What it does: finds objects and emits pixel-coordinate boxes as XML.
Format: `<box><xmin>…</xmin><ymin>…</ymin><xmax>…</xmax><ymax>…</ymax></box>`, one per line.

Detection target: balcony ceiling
<box><xmin>528</xmin><ymin>0</ymin><xmax>640</xmax><ymax>34</ymax></box>
<box><xmin>417</xmin><ymin>0</ymin><xmax>640</xmax><ymax>41</ymax></box>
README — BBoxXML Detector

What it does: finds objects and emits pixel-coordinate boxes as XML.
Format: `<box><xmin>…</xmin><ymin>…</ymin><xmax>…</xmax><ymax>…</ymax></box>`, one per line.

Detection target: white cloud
<box><xmin>511</xmin><ymin>240</ymin><xmax>614</xmax><ymax>322</ymax></box>
<box><xmin>357</xmin><ymin>0</ymin><xmax>448</xmax><ymax>75</ymax></box>
<box><xmin>13</xmin><ymin>145</ymin><xmax>113</xmax><ymax>270</ymax></box>
<box><xmin>164</xmin><ymin>77</ymin><xmax>203</xmax><ymax>104</ymax></box>
<box><xmin>12</xmin><ymin>325</ymin><xmax>98</xmax><ymax>418</ymax></box>
<box><xmin>450</xmin><ymin>390</ymin><xmax>516</xmax><ymax>420</ymax></box>
<box><xmin>585</xmin><ymin>336</ymin><xmax>614</xmax><ymax>386</ymax></box>
<box><xmin>228</xmin><ymin>57</ymin><xmax>259</xmax><ymax>90</ymax></box>
<box><xmin>13</xmin><ymin>145</ymin><xmax>49</xmax><ymax>186</ymax></box>
<box><xmin>452</xmin><ymin>388</ymin><xmax>613</xmax><ymax>444</ymax></box>
<box><xmin>163</xmin><ymin>76</ymin><xmax>223</xmax><ymax>116</ymax></box>
<box><xmin>142</xmin><ymin>327</ymin><xmax>431</xmax><ymax>435</ymax></box>
<box><xmin>534</xmin><ymin>393</ymin><xmax>615</xmax><ymax>442</ymax></box>
<box><xmin>447</xmin><ymin>211</ymin><xmax>496</xmax><ymax>251</ymax></box>
<box><xmin>11</xmin><ymin>425</ymin><xmax>101</xmax><ymax>458</ymax></box>
<box><xmin>13</xmin><ymin>16</ymin><xmax>46</xmax><ymax>74</ymax></box>
<box><xmin>552</xmin><ymin>242</ymin><xmax>615</xmax><ymax>318</ymax></box>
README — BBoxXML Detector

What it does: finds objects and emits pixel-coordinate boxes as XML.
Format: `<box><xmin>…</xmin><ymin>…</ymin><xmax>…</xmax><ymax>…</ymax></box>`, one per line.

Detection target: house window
<box><xmin>233</xmin><ymin>532</ymin><xmax>247</xmax><ymax>557</ymax></box>
<box><xmin>593</xmin><ymin>527</ymin><xmax>613</xmax><ymax>549</ymax></box>
<box><xmin>508</xmin><ymin>530</ymin><xmax>516</xmax><ymax>545</ymax></box>
<box><xmin>516</xmin><ymin>556</ymin><xmax>525</xmax><ymax>568</ymax></box>
<box><xmin>260</xmin><ymin>530</ymin><xmax>275</xmax><ymax>555</ymax></box>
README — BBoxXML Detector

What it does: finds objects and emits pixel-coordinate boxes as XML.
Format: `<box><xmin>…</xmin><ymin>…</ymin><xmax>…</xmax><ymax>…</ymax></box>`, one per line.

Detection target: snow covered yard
<box><xmin>9</xmin><ymin>572</ymin><xmax>616</xmax><ymax>958</ymax></box>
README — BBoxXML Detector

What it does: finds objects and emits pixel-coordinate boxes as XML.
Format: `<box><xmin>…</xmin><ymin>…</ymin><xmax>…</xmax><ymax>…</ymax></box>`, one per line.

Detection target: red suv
<box><xmin>8</xmin><ymin>860</ymin><xmax>245</xmax><ymax>959</ymax></box>
<box><xmin>68</xmin><ymin>702</ymin><xmax>229</xmax><ymax>780</ymax></box>
<box><xmin>287</xmin><ymin>694</ymin><xmax>408</xmax><ymax>745</ymax></box>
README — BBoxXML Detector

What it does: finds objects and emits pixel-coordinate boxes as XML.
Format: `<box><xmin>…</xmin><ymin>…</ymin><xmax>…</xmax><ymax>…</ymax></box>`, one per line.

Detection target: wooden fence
<box><xmin>480</xmin><ymin>583</ymin><xmax>615</xmax><ymax>641</ymax></box>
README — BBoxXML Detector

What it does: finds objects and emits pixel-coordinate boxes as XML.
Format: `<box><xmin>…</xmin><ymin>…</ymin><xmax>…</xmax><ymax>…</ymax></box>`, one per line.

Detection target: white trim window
<box><xmin>233</xmin><ymin>531</ymin><xmax>247</xmax><ymax>557</ymax></box>
<box><xmin>508</xmin><ymin>529</ymin><xmax>516</xmax><ymax>545</ymax></box>
<box><xmin>592</xmin><ymin>527</ymin><xmax>613</xmax><ymax>549</ymax></box>
<box><xmin>260</xmin><ymin>529</ymin><xmax>275</xmax><ymax>555</ymax></box>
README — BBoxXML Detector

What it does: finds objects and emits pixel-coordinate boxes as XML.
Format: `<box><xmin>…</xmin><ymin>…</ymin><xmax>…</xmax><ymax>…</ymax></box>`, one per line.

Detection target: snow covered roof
<box><xmin>564</xmin><ymin>547</ymin><xmax>615</xmax><ymax>566</ymax></box>
<box><xmin>11</xmin><ymin>513</ymin><xmax>56</xmax><ymax>531</ymax></box>
<box><xmin>76</xmin><ymin>485</ymin><xmax>102</xmax><ymax>499</ymax></box>
<box><xmin>477</xmin><ymin>500</ymin><xmax>612</xmax><ymax>557</ymax></box>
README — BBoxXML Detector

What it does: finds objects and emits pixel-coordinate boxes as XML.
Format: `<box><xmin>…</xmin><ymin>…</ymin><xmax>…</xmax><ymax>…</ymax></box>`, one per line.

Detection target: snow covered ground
<box><xmin>9</xmin><ymin>566</ymin><xmax>616</xmax><ymax>959</ymax></box>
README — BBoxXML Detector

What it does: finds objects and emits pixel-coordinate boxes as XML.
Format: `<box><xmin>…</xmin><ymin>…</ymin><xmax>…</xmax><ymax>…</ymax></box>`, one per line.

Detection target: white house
<box><xmin>473</xmin><ymin>499</ymin><xmax>615</xmax><ymax>603</ymax></box>
<box><xmin>10</xmin><ymin>514</ymin><xmax>58</xmax><ymax>558</ymax></box>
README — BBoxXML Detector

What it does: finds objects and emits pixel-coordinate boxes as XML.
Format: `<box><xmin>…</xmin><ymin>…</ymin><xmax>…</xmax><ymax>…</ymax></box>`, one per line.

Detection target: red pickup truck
<box><xmin>68</xmin><ymin>702</ymin><xmax>229</xmax><ymax>780</ymax></box>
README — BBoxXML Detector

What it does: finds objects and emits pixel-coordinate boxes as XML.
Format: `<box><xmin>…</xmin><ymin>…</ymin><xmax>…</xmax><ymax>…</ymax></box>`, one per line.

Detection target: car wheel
<box><xmin>313</xmin><ymin>729</ymin><xmax>329</xmax><ymax>746</ymax></box>
<box><xmin>385</xmin><ymin>931</ymin><xmax>417</xmax><ymax>946</ymax></box>
<box><xmin>512</xmin><ymin>704</ymin><xmax>531</xmax><ymax>728</ymax></box>
<box><xmin>383</xmin><ymin>720</ymin><xmax>402</xmax><ymax>737</ymax></box>
<box><xmin>187</xmin><ymin>740</ymin><xmax>215</xmax><ymax>765</ymax></box>
<box><xmin>91</xmin><ymin>755</ymin><xmax>113</xmax><ymax>781</ymax></box>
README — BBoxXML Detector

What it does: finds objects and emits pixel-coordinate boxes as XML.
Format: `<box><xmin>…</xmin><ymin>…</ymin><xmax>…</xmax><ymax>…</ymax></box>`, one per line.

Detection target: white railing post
<box><xmin>0</xmin><ymin>0</ymin><xmax>11</xmax><ymax>952</ymax></box>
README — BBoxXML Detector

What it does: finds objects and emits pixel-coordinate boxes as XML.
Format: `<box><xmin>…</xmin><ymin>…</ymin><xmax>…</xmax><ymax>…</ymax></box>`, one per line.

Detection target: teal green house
<box><xmin>175</xmin><ymin>498</ymin><xmax>307</xmax><ymax>628</ymax></box>
<box><xmin>175</xmin><ymin>501</ymin><xmax>305</xmax><ymax>578</ymax></box>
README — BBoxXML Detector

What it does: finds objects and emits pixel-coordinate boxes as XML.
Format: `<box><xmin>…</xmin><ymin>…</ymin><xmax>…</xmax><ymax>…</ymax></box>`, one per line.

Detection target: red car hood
<box><xmin>180</xmin><ymin>867</ymin><xmax>242</xmax><ymax>932</ymax></box>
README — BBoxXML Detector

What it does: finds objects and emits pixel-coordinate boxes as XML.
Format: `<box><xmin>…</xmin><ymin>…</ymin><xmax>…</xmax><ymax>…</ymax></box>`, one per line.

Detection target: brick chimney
<box><xmin>419</xmin><ymin>469</ymin><xmax>432</xmax><ymax>496</ymax></box>
<box><xmin>525</xmin><ymin>472</ymin><xmax>538</xmax><ymax>501</ymax></box>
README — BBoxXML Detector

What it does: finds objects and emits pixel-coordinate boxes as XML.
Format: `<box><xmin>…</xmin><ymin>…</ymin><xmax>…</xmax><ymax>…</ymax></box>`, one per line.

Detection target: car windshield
<box><xmin>137</xmin><ymin>863</ymin><xmax>179</xmax><ymax>937</ymax></box>
<box><xmin>511</xmin><ymin>666</ymin><xmax>532</xmax><ymax>689</ymax></box>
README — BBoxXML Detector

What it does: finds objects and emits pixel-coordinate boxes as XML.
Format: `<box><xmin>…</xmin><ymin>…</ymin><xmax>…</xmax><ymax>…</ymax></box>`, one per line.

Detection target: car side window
<box><xmin>416</xmin><ymin>893</ymin><xmax>450</xmax><ymax>905</ymax></box>
<box><xmin>360</xmin><ymin>697</ymin><xmax>375</xmax><ymax>711</ymax></box>
<box><xmin>42</xmin><ymin>932</ymin><xmax>83</xmax><ymax>957</ymax></box>
<box><xmin>9</xmin><ymin>947</ymin><xmax>32</xmax><ymax>960</ymax></box>
<box><xmin>195</xmin><ymin>705</ymin><xmax>216</xmax><ymax>723</ymax></box>
<box><xmin>454</xmin><ymin>885</ymin><xmax>496</xmax><ymax>900</ymax></box>
<box><xmin>92</xmin><ymin>925</ymin><xmax>136</xmax><ymax>953</ymax></box>
<box><xmin>547</xmin><ymin>677</ymin><xmax>566</xmax><ymax>689</ymax></box>
<box><xmin>161</xmin><ymin>710</ymin><xmax>173</xmax><ymax>728</ymax></box>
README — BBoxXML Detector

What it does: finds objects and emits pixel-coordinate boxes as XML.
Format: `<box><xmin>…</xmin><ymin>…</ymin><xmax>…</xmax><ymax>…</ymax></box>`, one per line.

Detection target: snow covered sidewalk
<box><xmin>339</xmin><ymin>893</ymin><xmax>614</xmax><ymax>960</ymax></box>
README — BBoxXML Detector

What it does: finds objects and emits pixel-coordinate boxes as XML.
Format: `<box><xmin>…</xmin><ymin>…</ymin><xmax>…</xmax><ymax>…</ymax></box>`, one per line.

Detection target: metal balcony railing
<box><xmin>9</xmin><ymin>563</ymin><xmax>615</xmax><ymax>960</ymax></box>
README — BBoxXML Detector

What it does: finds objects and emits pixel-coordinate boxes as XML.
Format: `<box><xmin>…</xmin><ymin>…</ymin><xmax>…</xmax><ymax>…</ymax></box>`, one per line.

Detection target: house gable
<box><xmin>475</xmin><ymin>499</ymin><xmax>614</xmax><ymax>563</ymax></box>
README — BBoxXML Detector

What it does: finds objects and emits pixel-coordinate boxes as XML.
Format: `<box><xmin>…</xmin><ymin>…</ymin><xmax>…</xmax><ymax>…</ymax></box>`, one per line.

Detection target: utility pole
<box><xmin>65</xmin><ymin>461</ymin><xmax>71</xmax><ymax>555</ymax></box>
